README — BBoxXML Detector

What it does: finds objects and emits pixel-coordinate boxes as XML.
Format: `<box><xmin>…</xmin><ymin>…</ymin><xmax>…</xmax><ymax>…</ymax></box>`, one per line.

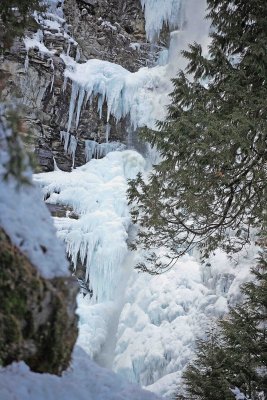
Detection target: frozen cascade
<box><xmin>34</xmin><ymin>150</ymin><xmax>256</xmax><ymax>398</ymax></box>
<box><xmin>32</xmin><ymin>1</ymin><xmax>257</xmax><ymax>399</ymax></box>
<box><xmin>34</xmin><ymin>150</ymin><xmax>146</xmax><ymax>302</ymax></box>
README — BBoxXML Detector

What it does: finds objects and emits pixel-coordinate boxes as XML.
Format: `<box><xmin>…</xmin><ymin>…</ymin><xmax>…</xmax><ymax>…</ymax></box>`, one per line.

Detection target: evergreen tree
<box><xmin>128</xmin><ymin>0</ymin><xmax>267</xmax><ymax>273</ymax></box>
<box><xmin>178</xmin><ymin>249</ymin><xmax>267</xmax><ymax>400</ymax></box>
<box><xmin>178</xmin><ymin>329</ymin><xmax>233</xmax><ymax>400</ymax></box>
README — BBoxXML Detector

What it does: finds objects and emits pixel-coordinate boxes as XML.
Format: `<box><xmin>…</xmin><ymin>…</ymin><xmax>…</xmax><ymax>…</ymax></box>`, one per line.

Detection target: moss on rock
<box><xmin>0</xmin><ymin>228</ymin><xmax>78</xmax><ymax>374</ymax></box>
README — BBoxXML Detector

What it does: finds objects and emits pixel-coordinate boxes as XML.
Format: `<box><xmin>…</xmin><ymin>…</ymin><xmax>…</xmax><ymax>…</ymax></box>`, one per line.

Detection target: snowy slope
<box><xmin>0</xmin><ymin>347</ymin><xmax>161</xmax><ymax>400</ymax></box>
<box><xmin>0</xmin><ymin>107</ymin><xmax>68</xmax><ymax>279</ymax></box>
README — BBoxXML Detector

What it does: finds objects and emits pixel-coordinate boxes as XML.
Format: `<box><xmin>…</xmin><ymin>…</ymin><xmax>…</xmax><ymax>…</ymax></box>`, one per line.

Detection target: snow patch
<box><xmin>0</xmin><ymin>346</ymin><xmax>161</xmax><ymax>400</ymax></box>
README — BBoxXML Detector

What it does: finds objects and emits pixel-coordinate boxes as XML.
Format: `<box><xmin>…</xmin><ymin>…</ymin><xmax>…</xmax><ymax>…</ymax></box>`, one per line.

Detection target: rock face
<box><xmin>0</xmin><ymin>228</ymin><xmax>78</xmax><ymax>374</ymax></box>
<box><xmin>0</xmin><ymin>0</ymin><xmax>155</xmax><ymax>172</ymax></box>
<box><xmin>64</xmin><ymin>0</ymin><xmax>152</xmax><ymax>69</ymax></box>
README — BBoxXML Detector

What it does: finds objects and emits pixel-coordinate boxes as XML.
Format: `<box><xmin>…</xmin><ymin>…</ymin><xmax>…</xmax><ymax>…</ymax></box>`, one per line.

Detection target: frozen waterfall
<box><xmin>34</xmin><ymin>150</ymin><xmax>145</xmax><ymax>302</ymax></box>
<box><xmin>33</xmin><ymin>1</ymin><xmax>257</xmax><ymax>399</ymax></box>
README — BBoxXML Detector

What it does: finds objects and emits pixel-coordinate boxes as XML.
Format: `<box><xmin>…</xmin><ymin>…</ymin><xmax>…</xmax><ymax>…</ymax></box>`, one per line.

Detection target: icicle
<box><xmin>75</xmin><ymin>87</ymin><xmax>85</xmax><ymax>129</ymax></box>
<box><xmin>85</xmin><ymin>140</ymin><xmax>97</xmax><ymax>162</ymax></box>
<box><xmin>85</xmin><ymin>90</ymin><xmax>91</xmax><ymax>106</ymax></box>
<box><xmin>50</xmin><ymin>58</ymin><xmax>55</xmax><ymax>92</ymax></box>
<box><xmin>84</xmin><ymin>140</ymin><xmax>126</xmax><ymax>162</ymax></box>
<box><xmin>140</xmin><ymin>0</ymin><xmax>185</xmax><ymax>42</ymax></box>
<box><xmin>68</xmin><ymin>135</ymin><xmax>78</xmax><ymax>167</ymax></box>
<box><xmin>97</xmin><ymin>95</ymin><xmax>104</xmax><ymax>119</ymax></box>
<box><xmin>60</xmin><ymin>130</ymin><xmax>70</xmax><ymax>152</ymax></box>
<box><xmin>67</xmin><ymin>82</ymin><xmax>79</xmax><ymax>133</ymax></box>
<box><xmin>75</xmin><ymin>47</ymin><xmax>81</xmax><ymax>62</ymax></box>
<box><xmin>62</xmin><ymin>75</ymin><xmax>68</xmax><ymax>93</ymax></box>
<box><xmin>67</xmin><ymin>41</ymin><xmax>71</xmax><ymax>56</ymax></box>
<box><xmin>24</xmin><ymin>51</ymin><xmax>29</xmax><ymax>73</ymax></box>
<box><xmin>64</xmin><ymin>132</ymin><xmax>70</xmax><ymax>152</ymax></box>
<box><xmin>53</xmin><ymin>157</ymin><xmax>61</xmax><ymax>171</ymax></box>
<box><xmin>105</xmin><ymin>123</ymin><xmax>111</xmax><ymax>143</ymax></box>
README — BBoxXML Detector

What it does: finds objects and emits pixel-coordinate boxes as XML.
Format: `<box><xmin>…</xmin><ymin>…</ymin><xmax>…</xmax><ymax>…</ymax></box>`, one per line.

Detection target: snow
<box><xmin>0</xmin><ymin>107</ymin><xmax>69</xmax><ymax>279</ymax></box>
<box><xmin>231</xmin><ymin>388</ymin><xmax>249</xmax><ymax>400</ymax></box>
<box><xmin>44</xmin><ymin>0</ymin><xmax>65</xmax><ymax>19</ymax></box>
<box><xmin>23</xmin><ymin>0</ymin><xmax>77</xmax><ymax>73</ymax></box>
<box><xmin>24</xmin><ymin>30</ymin><xmax>56</xmax><ymax>57</ymax></box>
<box><xmin>0</xmin><ymin>347</ymin><xmax>161</xmax><ymax>400</ymax></box>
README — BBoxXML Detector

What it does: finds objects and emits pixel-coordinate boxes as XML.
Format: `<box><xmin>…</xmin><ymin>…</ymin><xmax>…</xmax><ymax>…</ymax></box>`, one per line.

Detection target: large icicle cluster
<box><xmin>65</xmin><ymin>60</ymin><xmax>169</xmax><ymax>131</ymax></box>
<box><xmin>34</xmin><ymin>150</ymin><xmax>145</xmax><ymax>302</ymax></box>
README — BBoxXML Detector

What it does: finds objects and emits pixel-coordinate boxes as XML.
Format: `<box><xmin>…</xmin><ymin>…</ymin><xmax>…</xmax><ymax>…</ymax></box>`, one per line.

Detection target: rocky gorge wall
<box><xmin>0</xmin><ymin>0</ymin><xmax>160</xmax><ymax>172</ymax></box>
